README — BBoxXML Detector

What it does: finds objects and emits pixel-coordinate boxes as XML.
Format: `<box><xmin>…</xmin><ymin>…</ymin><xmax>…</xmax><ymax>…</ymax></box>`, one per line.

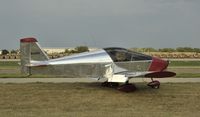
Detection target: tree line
<box><xmin>64</xmin><ymin>46</ymin><xmax>89</xmax><ymax>54</ymax></box>
<box><xmin>0</xmin><ymin>46</ymin><xmax>89</xmax><ymax>55</ymax></box>
<box><xmin>131</xmin><ymin>47</ymin><xmax>200</xmax><ymax>53</ymax></box>
<box><xmin>1</xmin><ymin>46</ymin><xmax>200</xmax><ymax>55</ymax></box>
<box><xmin>0</xmin><ymin>49</ymin><xmax>19</xmax><ymax>55</ymax></box>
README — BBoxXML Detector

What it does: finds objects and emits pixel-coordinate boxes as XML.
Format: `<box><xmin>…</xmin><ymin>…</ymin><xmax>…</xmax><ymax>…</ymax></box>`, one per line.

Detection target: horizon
<box><xmin>1</xmin><ymin>46</ymin><xmax>200</xmax><ymax>51</ymax></box>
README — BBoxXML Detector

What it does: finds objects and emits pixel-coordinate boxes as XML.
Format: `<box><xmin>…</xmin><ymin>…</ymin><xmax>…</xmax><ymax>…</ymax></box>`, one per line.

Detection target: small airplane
<box><xmin>20</xmin><ymin>37</ymin><xmax>176</xmax><ymax>92</ymax></box>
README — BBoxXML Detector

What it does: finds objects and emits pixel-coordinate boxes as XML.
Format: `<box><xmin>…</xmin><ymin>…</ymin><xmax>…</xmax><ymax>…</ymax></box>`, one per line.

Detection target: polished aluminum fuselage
<box><xmin>20</xmin><ymin>37</ymin><xmax>173</xmax><ymax>83</ymax></box>
<box><xmin>28</xmin><ymin>49</ymin><xmax>152</xmax><ymax>78</ymax></box>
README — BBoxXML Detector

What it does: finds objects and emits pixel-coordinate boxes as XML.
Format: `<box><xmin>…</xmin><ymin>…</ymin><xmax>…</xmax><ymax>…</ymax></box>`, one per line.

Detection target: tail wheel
<box><xmin>147</xmin><ymin>80</ymin><xmax>160</xmax><ymax>89</ymax></box>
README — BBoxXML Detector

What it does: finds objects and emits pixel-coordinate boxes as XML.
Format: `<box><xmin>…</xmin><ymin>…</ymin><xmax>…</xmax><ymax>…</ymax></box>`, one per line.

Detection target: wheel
<box><xmin>110</xmin><ymin>82</ymin><xmax>119</xmax><ymax>87</ymax></box>
<box><xmin>151</xmin><ymin>84</ymin><xmax>160</xmax><ymax>89</ymax></box>
<box><xmin>101</xmin><ymin>81</ymin><xmax>110</xmax><ymax>87</ymax></box>
<box><xmin>147</xmin><ymin>80</ymin><xmax>160</xmax><ymax>89</ymax></box>
<box><xmin>118</xmin><ymin>84</ymin><xmax>137</xmax><ymax>92</ymax></box>
<box><xmin>101</xmin><ymin>82</ymin><xmax>119</xmax><ymax>88</ymax></box>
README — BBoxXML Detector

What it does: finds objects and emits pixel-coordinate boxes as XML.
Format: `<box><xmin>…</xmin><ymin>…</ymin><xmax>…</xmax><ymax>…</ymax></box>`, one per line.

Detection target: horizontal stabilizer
<box><xmin>25</xmin><ymin>60</ymin><xmax>49</xmax><ymax>67</ymax></box>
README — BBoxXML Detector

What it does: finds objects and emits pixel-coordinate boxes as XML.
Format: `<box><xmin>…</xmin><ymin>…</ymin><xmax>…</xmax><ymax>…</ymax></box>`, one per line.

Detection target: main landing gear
<box><xmin>147</xmin><ymin>78</ymin><xmax>160</xmax><ymax>89</ymax></box>
<box><xmin>102</xmin><ymin>81</ymin><xmax>136</xmax><ymax>93</ymax></box>
<box><xmin>102</xmin><ymin>78</ymin><xmax>160</xmax><ymax>92</ymax></box>
<box><xmin>101</xmin><ymin>81</ymin><xmax>119</xmax><ymax>88</ymax></box>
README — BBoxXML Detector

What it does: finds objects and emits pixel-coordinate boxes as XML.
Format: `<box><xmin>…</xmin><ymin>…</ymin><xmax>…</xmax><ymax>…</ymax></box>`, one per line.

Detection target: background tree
<box><xmin>176</xmin><ymin>47</ymin><xmax>194</xmax><ymax>52</ymax></box>
<box><xmin>64</xmin><ymin>49</ymin><xmax>70</xmax><ymax>53</ymax></box>
<box><xmin>158</xmin><ymin>48</ymin><xmax>175</xmax><ymax>52</ymax></box>
<box><xmin>143</xmin><ymin>48</ymin><xmax>158</xmax><ymax>52</ymax></box>
<box><xmin>193</xmin><ymin>48</ymin><xmax>200</xmax><ymax>53</ymax></box>
<box><xmin>10</xmin><ymin>50</ymin><xmax>18</xmax><ymax>54</ymax></box>
<box><xmin>75</xmin><ymin>46</ymin><xmax>89</xmax><ymax>53</ymax></box>
<box><xmin>1</xmin><ymin>49</ymin><xmax>9</xmax><ymax>55</ymax></box>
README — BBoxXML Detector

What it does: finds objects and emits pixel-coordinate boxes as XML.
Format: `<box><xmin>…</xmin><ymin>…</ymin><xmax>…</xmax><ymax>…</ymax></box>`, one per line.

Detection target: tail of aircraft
<box><xmin>20</xmin><ymin>37</ymin><xmax>49</xmax><ymax>74</ymax></box>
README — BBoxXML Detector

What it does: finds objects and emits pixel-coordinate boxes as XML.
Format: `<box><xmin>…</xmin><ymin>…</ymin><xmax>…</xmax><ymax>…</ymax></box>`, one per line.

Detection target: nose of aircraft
<box><xmin>148</xmin><ymin>57</ymin><xmax>169</xmax><ymax>72</ymax></box>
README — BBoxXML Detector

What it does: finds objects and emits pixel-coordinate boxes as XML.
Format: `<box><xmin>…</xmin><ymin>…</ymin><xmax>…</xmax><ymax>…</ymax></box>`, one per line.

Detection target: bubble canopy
<box><xmin>104</xmin><ymin>47</ymin><xmax>152</xmax><ymax>62</ymax></box>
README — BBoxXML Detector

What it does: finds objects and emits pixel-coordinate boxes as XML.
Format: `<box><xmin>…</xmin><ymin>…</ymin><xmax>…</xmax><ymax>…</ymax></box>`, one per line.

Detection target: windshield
<box><xmin>104</xmin><ymin>47</ymin><xmax>152</xmax><ymax>62</ymax></box>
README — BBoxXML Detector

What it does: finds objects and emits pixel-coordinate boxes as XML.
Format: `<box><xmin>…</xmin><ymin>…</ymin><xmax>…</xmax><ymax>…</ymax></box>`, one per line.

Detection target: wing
<box><xmin>115</xmin><ymin>71</ymin><xmax>176</xmax><ymax>78</ymax></box>
<box><xmin>107</xmin><ymin>63</ymin><xmax>176</xmax><ymax>83</ymax></box>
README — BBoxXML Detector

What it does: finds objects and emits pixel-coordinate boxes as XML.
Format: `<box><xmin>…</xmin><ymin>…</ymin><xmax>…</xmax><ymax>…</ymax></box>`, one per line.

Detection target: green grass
<box><xmin>0</xmin><ymin>74</ymin><xmax>24</xmax><ymax>78</ymax></box>
<box><xmin>0</xmin><ymin>83</ymin><xmax>199</xmax><ymax>117</ymax></box>
<box><xmin>169</xmin><ymin>61</ymin><xmax>200</xmax><ymax>66</ymax></box>
<box><xmin>175</xmin><ymin>73</ymin><xmax>200</xmax><ymax>78</ymax></box>
<box><xmin>0</xmin><ymin>66</ymin><xmax>19</xmax><ymax>69</ymax></box>
<box><xmin>0</xmin><ymin>74</ymin><xmax>78</xmax><ymax>78</ymax></box>
<box><xmin>0</xmin><ymin>61</ymin><xmax>19</xmax><ymax>67</ymax></box>
<box><xmin>1</xmin><ymin>60</ymin><xmax>200</xmax><ymax>67</ymax></box>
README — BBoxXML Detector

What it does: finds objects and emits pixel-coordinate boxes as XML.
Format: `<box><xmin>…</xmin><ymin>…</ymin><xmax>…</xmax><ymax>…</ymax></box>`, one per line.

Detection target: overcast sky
<box><xmin>0</xmin><ymin>0</ymin><xmax>200</xmax><ymax>49</ymax></box>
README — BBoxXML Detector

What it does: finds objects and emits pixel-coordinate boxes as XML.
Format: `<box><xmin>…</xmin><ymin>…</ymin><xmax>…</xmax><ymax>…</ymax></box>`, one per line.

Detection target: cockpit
<box><xmin>104</xmin><ymin>47</ymin><xmax>152</xmax><ymax>62</ymax></box>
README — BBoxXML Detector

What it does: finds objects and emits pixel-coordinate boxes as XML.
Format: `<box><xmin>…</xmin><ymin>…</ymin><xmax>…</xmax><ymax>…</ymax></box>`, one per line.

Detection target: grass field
<box><xmin>0</xmin><ymin>83</ymin><xmax>199</xmax><ymax>117</ymax></box>
<box><xmin>0</xmin><ymin>60</ymin><xmax>199</xmax><ymax>116</ymax></box>
<box><xmin>170</xmin><ymin>61</ymin><xmax>200</xmax><ymax>66</ymax></box>
<box><xmin>175</xmin><ymin>73</ymin><xmax>200</xmax><ymax>78</ymax></box>
<box><xmin>0</xmin><ymin>61</ymin><xmax>200</xmax><ymax>78</ymax></box>
<box><xmin>1</xmin><ymin>60</ymin><xmax>200</xmax><ymax>67</ymax></box>
<box><xmin>0</xmin><ymin>61</ymin><xmax>19</xmax><ymax>67</ymax></box>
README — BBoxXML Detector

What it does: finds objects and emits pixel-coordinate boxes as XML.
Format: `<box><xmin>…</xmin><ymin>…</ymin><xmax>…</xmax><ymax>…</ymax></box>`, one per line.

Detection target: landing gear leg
<box><xmin>147</xmin><ymin>78</ymin><xmax>160</xmax><ymax>89</ymax></box>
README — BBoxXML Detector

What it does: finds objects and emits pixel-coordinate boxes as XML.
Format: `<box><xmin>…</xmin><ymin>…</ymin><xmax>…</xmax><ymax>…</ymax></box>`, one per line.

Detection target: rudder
<box><xmin>20</xmin><ymin>37</ymin><xmax>49</xmax><ymax>74</ymax></box>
